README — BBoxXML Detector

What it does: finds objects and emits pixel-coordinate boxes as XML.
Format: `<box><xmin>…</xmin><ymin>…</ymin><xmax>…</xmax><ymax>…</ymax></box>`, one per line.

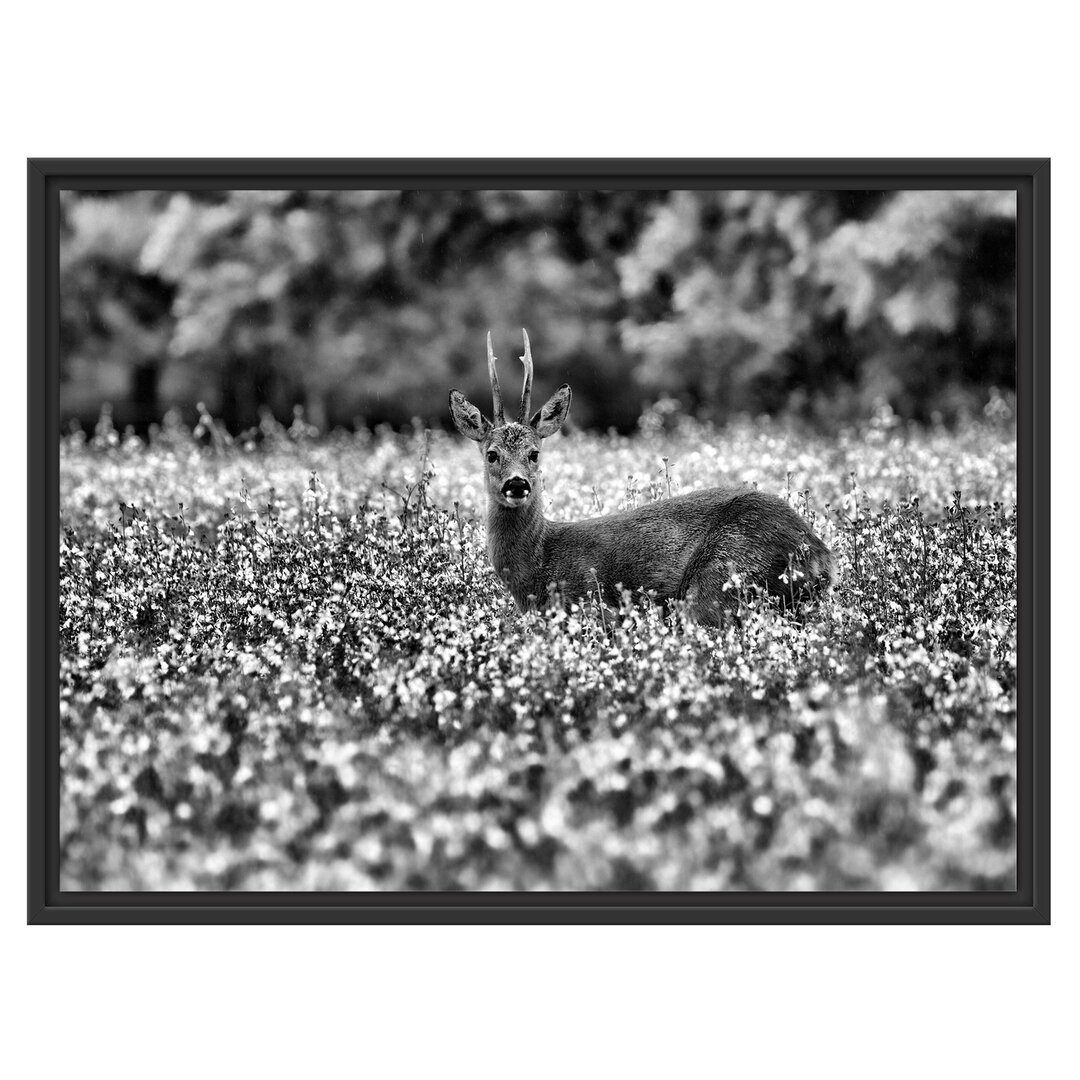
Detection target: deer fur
<box><xmin>450</xmin><ymin>331</ymin><xmax>834</xmax><ymax>625</ymax></box>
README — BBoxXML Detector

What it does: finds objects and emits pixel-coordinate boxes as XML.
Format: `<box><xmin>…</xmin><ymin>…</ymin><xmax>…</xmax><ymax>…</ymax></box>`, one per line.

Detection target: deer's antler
<box><xmin>487</xmin><ymin>331</ymin><xmax>504</xmax><ymax>424</ymax></box>
<box><xmin>518</xmin><ymin>328</ymin><xmax>533</xmax><ymax>423</ymax></box>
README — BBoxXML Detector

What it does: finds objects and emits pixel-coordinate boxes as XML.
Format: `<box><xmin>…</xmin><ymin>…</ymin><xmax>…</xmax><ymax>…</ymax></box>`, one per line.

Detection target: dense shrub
<box><xmin>60</xmin><ymin>189</ymin><xmax>1015</xmax><ymax>432</ymax></box>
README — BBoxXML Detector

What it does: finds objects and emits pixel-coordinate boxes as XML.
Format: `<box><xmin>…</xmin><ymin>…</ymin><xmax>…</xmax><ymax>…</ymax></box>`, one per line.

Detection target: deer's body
<box><xmin>452</xmin><ymin>332</ymin><xmax>833</xmax><ymax>625</ymax></box>
<box><xmin>489</xmin><ymin>486</ymin><xmax>833</xmax><ymax>620</ymax></box>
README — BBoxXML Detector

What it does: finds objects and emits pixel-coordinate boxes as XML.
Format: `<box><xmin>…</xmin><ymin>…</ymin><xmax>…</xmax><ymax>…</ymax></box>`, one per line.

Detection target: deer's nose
<box><xmin>502</xmin><ymin>477</ymin><xmax>531</xmax><ymax>499</ymax></box>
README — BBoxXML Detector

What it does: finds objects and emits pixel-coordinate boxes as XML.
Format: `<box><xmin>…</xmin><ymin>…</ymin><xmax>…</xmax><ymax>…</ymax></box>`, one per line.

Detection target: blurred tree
<box><xmin>60</xmin><ymin>191</ymin><xmax>175</xmax><ymax>427</ymax></box>
<box><xmin>813</xmin><ymin>190</ymin><xmax>1016</xmax><ymax>419</ymax></box>
<box><xmin>59</xmin><ymin>187</ymin><xmax>1016</xmax><ymax>432</ymax></box>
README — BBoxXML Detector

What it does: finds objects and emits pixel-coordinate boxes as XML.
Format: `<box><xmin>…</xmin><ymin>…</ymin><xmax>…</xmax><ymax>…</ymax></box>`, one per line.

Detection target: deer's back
<box><xmin>541</xmin><ymin>486</ymin><xmax>831</xmax><ymax>606</ymax></box>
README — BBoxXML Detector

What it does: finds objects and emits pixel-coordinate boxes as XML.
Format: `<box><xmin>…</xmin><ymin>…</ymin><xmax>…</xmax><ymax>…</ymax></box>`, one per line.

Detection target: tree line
<box><xmin>60</xmin><ymin>188</ymin><xmax>1016</xmax><ymax>433</ymax></box>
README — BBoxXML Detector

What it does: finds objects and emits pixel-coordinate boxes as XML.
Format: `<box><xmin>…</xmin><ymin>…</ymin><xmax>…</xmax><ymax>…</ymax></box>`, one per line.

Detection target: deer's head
<box><xmin>449</xmin><ymin>330</ymin><xmax>571</xmax><ymax>509</ymax></box>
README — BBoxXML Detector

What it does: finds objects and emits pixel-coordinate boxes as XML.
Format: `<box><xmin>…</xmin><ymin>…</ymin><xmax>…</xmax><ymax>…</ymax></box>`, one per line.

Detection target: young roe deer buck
<box><xmin>449</xmin><ymin>331</ymin><xmax>834</xmax><ymax>625</ymax></box>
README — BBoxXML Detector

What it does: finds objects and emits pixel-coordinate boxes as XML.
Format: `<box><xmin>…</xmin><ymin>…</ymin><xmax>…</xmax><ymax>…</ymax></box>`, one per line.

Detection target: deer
<box><xmin>449</xmin><ymin>330</ymin><xmax>834</xmax><ymax>626</ymax></box>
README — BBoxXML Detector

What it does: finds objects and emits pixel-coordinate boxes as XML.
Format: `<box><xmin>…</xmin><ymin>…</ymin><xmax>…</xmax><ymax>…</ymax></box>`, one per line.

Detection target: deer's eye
<box><xmin>528</xmin><ymin>450</ymin><xmax>539</xmax><ymax>462</ymax></box>
<box><xmin>486</xmin><ymin>450</ymin><xmax>499</xmax><ymax>464</ymax></box>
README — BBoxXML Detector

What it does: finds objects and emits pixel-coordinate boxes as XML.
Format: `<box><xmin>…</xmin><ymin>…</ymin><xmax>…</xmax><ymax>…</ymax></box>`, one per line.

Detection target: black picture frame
<box><xmin>30</xmin><ymin>158</ymin><xmax>1050</xmax><ymax>924</ymax></box>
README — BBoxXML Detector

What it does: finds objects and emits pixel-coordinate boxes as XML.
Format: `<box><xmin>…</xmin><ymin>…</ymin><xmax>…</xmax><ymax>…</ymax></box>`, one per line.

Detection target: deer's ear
<box><xmin>449</xmin><ymin>390</ymin><xmax>490</xmax><ymax>442</ymax></box>
<box><xmin>530</xmin><ymin>384</ymin><xmax>571</xmax><ymax>438</ymax></box>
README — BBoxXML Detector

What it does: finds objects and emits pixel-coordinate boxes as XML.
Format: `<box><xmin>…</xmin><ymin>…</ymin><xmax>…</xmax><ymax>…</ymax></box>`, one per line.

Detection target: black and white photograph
<box><xmin>37</xmin><ymin>164</ymin><xmax>1043</xmax><ymax>912</ymax></box>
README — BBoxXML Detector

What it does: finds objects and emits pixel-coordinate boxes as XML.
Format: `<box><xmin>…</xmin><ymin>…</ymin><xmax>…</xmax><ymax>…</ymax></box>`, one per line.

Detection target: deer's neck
<box><xmin>487</xmin><ymin>497</ymin><xmax>547</xmax><ymax>607</ymax></box>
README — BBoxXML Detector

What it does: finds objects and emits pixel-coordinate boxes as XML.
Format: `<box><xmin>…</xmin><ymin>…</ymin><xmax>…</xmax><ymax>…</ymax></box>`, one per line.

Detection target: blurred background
<box><xmin>59</xmin><ymin>189</ymin><xmax>1016</xmax><ymax>434</ymax></box>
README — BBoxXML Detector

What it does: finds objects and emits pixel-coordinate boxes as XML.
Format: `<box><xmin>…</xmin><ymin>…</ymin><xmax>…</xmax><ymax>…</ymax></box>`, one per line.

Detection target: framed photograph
<box><xmin>29</xmin><ymin>159</ymin><xmax>1048</xmax><ymax>923</ymax></box>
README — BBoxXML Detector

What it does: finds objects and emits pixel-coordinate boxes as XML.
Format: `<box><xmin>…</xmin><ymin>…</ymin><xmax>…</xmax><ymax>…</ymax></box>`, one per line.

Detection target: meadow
<box><xmin>59</xmin><ymin>400</ymin><xmax>1017</xmax><ymax>891</ymax></box>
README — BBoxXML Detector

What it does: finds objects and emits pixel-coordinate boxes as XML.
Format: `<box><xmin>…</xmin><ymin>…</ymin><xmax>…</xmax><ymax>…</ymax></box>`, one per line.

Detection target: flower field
<box><xmin>59</xmin><ymin>402</ymin><xmax>1017</xmax><ymax>891</ymax></box>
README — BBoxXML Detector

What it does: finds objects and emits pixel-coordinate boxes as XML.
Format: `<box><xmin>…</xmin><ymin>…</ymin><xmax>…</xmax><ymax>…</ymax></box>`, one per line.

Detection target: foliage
<box><xmin>59</xmin><ymin>403</ymin><xmax>1016</xmax><ymax>890</ymax></box>
<box><xmin>59</xmin><ymin>189</ymin><xmax>1016</xmax><ymax>432</ymax></box>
